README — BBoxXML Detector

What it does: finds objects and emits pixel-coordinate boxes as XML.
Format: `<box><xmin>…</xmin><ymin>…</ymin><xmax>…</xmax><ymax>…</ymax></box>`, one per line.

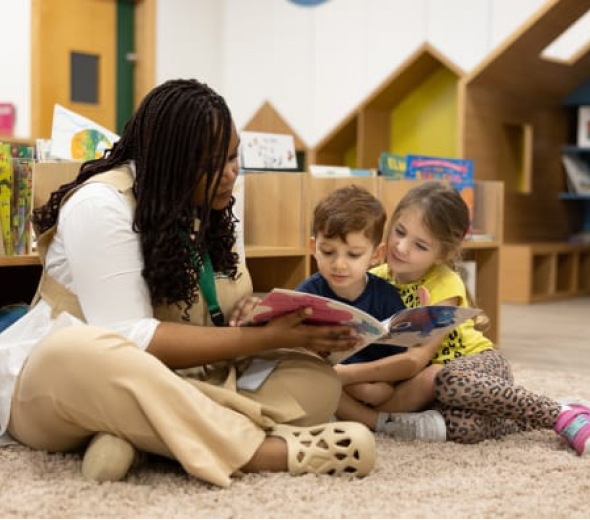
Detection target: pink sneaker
<box><xmin>554</xmin><ymin>403</ymin><xmax>590</xmax><ymax>456</ymax></box>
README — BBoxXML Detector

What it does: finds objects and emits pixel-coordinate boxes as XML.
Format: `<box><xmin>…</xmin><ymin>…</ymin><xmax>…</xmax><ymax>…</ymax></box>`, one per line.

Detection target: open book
<box><xmin>242</xmin><ymin>288</ymin><xmax>481</xmax><ymax>364</ymax></box>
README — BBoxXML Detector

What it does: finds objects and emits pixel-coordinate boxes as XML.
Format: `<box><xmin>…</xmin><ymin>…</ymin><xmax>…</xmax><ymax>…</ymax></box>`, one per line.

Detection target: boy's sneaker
<box><xmin>376</xmin><ymin>410</ymin><xmax>446</xmax><ymax>442</ymax></box>
<box><xmin>554</xmin><ymin>402</ymin><xmax>590</xmax><ymax>456</ymax></box>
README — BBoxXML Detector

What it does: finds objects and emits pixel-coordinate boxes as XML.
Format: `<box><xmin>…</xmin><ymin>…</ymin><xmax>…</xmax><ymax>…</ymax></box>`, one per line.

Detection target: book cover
<box><xmin>561</xmin><ymin>153</ymin><xmax>590</xmax><ymax>195</ymax></box>
<box><xmin>405</xmin><ymin>154</ymin><xmax>475</xmax><ymax>226</ymax></box>
<box><xmin>51</xmin><ymin>104</ymin><xmax>119</xmax><ymax>161</ymax></box>
<box><xmin>240</xmin><ymin>131</ymin><xmax>298</xmax><ymax>170</ymax></box>
<box><xmin>0</xmin><ymin>143</ymin><xmax>13</xmax><ymax>255</ymax></box>
<box><xmin>378</xmin><ymin>152</ymin><xmax>407</xmax><ymax>179</ymax></box>
<box><xmin>242</xmin><ymin>288</ymin><xmax>481</xmax><ymax>364</ymax></box>
<box><xmin>577</xmin><ymin>106</ymin><xmax>590</xmax><ymax>148</ymax></box>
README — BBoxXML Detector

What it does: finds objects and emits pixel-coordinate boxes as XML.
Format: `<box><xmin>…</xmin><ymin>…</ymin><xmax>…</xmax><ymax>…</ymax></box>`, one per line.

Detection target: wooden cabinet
<box><xmin>247</xmin><ymin>172</ymin><xmax>504</xmax><ymax>342</ymax></box>
<box><xmin>310</xmin><ymin>43</ymin><xmax>464</xmax><ymax>169</ymax></box>
<box><xmin>500</xmin><ymin>242</ymin><xmax>590</xmax><ymax>303</ymax></box>
<box><xmin>1</xmin><ymin>164</ymin><xmax>504</xmax><ymax>343</ymax></box>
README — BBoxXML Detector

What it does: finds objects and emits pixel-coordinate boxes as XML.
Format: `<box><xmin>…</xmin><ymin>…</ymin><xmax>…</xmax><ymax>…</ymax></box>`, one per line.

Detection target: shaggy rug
<box><xmin>0</xmin><ymin>365</ymin><xmax>588</xmax><ymax>519</ymax></box>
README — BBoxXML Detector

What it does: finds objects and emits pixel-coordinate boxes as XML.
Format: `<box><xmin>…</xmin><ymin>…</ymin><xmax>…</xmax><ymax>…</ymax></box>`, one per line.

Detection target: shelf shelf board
<box><xmin>245</xmin><ymin>246</ymin><xmax>307</xmax><ymax>258</ymax></box>
<box><xmin>559</xmin><ymin>192</ymin><xmax>590</xmax><ymax>200</ymax></box>
<box><xmin>561</xmin><ymin>145</ymin><xmax>590</xmax><ymax>154</ymax></box>
<box><xmin>0</xmin><ymin>255</ymin><xmax>41</xmax><ymax>267</ymax></box>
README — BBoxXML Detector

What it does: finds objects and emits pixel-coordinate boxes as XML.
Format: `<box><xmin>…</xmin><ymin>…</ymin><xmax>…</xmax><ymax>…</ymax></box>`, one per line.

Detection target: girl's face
<box><xmin>193</xmin><ymin>123</ymin><xmax>240</xmax><ymax>210</ymax></box>
<box><xmin>312</xmin><ymin>231</ymin><xmax>384</xmax><ymax>302</ymax></box>
<box><xmin>386</xmin><ymin>206</ymin><xmax>445</xmax><ymax>284</ymax></box>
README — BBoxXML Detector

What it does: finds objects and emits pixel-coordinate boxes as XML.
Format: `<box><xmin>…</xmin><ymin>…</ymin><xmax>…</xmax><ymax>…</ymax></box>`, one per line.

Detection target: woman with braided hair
<box><xmin>0</xmin><ymin>79</ymin><xmax>375</xmax><ymax>487</ymax></box>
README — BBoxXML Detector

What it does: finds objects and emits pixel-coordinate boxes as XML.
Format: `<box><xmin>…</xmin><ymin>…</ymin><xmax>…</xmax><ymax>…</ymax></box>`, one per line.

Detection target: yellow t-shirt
<box><xmin>370</xmin><ymin>263</ymin><xmax>493</xmax><ymax>364</ymax></box>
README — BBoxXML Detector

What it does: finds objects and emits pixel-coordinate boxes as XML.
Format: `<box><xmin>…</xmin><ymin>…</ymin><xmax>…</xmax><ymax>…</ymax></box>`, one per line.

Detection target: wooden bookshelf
<box><xmin>309</xmin><ymin>43</ymin><xmax>464</xmax><ymax>169</ymax></box>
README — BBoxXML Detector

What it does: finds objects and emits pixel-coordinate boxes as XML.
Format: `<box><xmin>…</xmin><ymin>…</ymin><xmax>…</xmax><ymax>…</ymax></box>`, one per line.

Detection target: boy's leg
<box><xmin>345</xmin><ymin>382</ymin><xmax>395</xmax><ymax>407</ymax></box>
<box><xmin>376</xmin><ymin>364</ymin><xmax>442</xmax><ymax>413</ymax></box>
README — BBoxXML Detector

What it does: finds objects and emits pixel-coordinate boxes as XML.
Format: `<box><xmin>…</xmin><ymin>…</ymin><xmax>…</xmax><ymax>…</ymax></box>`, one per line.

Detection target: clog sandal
<box><xmin>270</xmin><ymin>421</ymin><xmax>375</xmax><ymax>477</ymax></box>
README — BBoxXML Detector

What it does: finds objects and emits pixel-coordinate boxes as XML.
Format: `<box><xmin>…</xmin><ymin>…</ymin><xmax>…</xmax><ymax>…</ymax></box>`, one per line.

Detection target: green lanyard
<box><xmin>180</xmin><ymin>230</ymin><xmax>225</xmax><ymax>326</ymax></box>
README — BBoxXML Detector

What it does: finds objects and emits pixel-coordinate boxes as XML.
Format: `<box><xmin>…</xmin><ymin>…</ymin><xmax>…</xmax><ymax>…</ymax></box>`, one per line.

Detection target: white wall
<box><xmin>3</xmin><ymin>0</ymin><xmax>585</xmax><ymax>145</ymax></box>
<box><xmin>0</xmin><ymin>0</ymin><xmax>31</xmax><ymax>137</ymax></box>
<box><xmin>156</xmin><ymin>0</ymin><xmax>549</xmax><ymax>146</ymax></box>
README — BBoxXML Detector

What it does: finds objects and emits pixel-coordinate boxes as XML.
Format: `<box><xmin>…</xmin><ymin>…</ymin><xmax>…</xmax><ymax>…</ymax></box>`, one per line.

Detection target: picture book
<box><xmin>240</xmin><ymin>131</ymin><xmax>298</xmax><ymax>170</ymax></box>
<box><xmin>405</xmin><ymin>154</ymin><xmax>475</xmax><ymax>226</ymax></box>
<box><xmin>378</xmin><ymin>152</ymin><xmax>407</xmax><ymax>179</ymax></box>
<box><xmin>0</xmin><ymin>143</ymin><xmax>12</xmax><ymax>255</ymax></box>
<box><xmin>561</xmin><ymin>153</ymin><xmax>590</xmax><ymax>195</ymax></box>
<box><xmin>242</xmin><ymin>288</ymin><xmax>481</xmax><ymax>364</ymax></box>
<box><xmin>51</xmin><ymin>104</ymin><xmax>119</xmax><ymax>161</ymax></box>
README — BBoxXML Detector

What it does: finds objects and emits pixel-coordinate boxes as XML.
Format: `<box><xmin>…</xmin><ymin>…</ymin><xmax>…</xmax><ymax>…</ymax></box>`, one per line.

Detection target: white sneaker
<box><xmin>376</xmin><ymin>410</ymin><xmax>447</xmax><ymax>442</ymax></box>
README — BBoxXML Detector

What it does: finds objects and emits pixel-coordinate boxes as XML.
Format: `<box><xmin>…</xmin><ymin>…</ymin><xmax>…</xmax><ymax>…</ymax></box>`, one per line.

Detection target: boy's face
<box><xmin>312</xmin><ymin>230</ymin><xmax>384</xmax><ymax>301</ymax></box>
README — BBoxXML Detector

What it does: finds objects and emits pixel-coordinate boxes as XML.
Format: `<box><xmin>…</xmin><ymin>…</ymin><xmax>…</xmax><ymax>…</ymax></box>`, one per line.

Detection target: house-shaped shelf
<box><xmin>310</xmin><ymin>42</ymin><xmax>464</xmax><ymax>169</ymax></box>
<box><xmin>459</xmin><ymin>0</ymin><xmax>590</xmax><ymax>243</ymax></box>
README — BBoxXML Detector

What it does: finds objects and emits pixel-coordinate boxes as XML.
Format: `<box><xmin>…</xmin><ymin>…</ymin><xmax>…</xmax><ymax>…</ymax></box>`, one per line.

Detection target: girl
<box><xmin>371</xmin><ymin>180</ymin><xmax>590</xmax><ymax>454</ymax></box>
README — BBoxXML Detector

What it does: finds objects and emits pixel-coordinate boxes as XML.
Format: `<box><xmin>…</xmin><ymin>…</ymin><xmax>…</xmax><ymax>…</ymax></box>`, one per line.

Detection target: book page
<box><xmin>376</xmin><ymin>305</ymin><xmax>481</xmax><ymax>348</ymax></box>
<box><xmin>242</xmin><ymin>289</ymin><xmax>387</xmax><ymax>359</ymax></box>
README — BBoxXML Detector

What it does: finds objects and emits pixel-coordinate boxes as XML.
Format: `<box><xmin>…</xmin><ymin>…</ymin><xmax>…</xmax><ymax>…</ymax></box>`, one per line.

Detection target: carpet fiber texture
<box><xmin>1</xmin><ymin>365</ymin><xmax>589</xmax><ymax>519</ymax></box>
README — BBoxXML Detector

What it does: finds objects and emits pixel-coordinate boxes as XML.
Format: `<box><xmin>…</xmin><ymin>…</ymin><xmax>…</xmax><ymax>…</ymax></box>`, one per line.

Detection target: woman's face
<box><xmin>193</xmin><ymin>123</ymin><xmax>240</xmax><ymax>210</ymax></box>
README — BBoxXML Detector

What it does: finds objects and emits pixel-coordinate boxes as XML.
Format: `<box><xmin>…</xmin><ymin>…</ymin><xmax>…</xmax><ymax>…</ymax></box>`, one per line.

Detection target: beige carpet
<box><xmin>1</xmin><ymin>365</ymin><xmax>589</xmax><ymax>519</ymax></box>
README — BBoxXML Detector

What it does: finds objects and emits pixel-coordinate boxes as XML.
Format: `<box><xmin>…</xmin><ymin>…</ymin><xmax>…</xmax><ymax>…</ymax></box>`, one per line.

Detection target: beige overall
<box><xmin>8</xmin><ymin>167</ymin><xmax>341</xmax><ymax>487</ymax></box>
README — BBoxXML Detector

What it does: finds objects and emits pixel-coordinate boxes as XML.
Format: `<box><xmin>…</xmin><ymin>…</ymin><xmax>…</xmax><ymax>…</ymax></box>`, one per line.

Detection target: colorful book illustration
<box><xmin>51</xmin><ymin>104</ymin><xmax>120</xmax><ymax>161</ymax></box>
<box><xmin>378</xmin><ymin>152</ymin><xmax>407</xmax><ymax>179</ymax></box>
<box><xmin>242</xmin><ymin>288</ymin><xmax>481</xmax><ymax>364</ymax></box>
<box><xmin>240</xmin><ymin>131</ymin><xmax>298</xmax><ymax>170</ymax></box>
<box><xmin>0</xmin><ymin>143</ymin><xmax>13</xmax><ymax>255</ymax></box>
<box><xmin>405</xmin><ymin>154</ymin><xmax>475</xmax><ymax>225</ymax></box>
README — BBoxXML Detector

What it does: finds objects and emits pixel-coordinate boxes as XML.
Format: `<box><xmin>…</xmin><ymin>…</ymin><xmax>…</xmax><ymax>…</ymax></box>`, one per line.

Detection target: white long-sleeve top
<box><xmin>0</xmin><ymin>180</ymin><xmax>160</xmax><ymax>443</ymax></box>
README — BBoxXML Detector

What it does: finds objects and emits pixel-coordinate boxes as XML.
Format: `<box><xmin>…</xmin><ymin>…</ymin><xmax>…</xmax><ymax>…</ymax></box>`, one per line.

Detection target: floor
<box><xmin>499</xmin><ymin>296</ymin><xmax>590</xmax><ymax>375</ymax></box>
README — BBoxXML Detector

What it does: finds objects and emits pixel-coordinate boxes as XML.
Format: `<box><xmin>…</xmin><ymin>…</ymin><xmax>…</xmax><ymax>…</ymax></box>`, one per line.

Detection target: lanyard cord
<box><xmin>180</xmin><ymin>230</ymin><xmax>225</xmax><ymax>326</ymax></box>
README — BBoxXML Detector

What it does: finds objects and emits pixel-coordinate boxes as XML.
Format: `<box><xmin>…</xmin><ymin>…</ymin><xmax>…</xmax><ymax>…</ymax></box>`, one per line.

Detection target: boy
<box><xmin>296</xmin><ymin>185</ymin><xmax>446</xmax><ymax>442</ymax></box>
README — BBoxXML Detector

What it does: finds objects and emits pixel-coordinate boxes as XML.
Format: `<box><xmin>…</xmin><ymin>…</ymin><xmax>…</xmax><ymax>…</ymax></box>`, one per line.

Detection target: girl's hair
<box><xmin>389</xmin><ymin>180</ymin><xmax>489</xmax><ymax>331</ymax></box>
<box><xmin>312</xmin><ymin>184</ymin><xmax>386</xmax><ymax>246</ymax></box>
<box><xmin>32</xmin><ymin>78</ymin><xmax>239</xmax><ymax>316</ymax></box>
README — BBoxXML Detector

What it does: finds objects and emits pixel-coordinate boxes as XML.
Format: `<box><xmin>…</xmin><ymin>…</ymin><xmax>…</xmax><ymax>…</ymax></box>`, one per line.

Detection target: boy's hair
<box><xmin>389</xmin><ymin>180</ymin><xmax>489</xmax><ymax>331</ymax></box>
<box><xmin>312</xmin><ymin>185</ymin><xmax>386</xmax><ymax>246</ymax></box>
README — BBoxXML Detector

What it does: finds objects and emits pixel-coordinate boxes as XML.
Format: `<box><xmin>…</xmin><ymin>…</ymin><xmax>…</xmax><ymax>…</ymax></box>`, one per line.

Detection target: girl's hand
<box><xmin>228</xmin><ymin>294</ymin><xmax>262</xmax><ymax>327</ymax></box>
<box><xmin>263</xmin><ymin>307</ymin><xmax>359</xmax><ymax>355</ymax></box>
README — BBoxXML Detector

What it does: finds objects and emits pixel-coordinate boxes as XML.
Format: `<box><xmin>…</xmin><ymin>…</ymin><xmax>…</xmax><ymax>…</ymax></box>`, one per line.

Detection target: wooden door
<box><xmin>31</xmin><ymin>0</ymin><xmax>155</xmax><ymax>139</ymax></box>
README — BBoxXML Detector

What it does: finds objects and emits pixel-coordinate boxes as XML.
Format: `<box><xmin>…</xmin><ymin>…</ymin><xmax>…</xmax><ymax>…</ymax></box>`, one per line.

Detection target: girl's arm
<box><xmin>335</xmin><ymin>335</ymin><xmax>441</xmax><ymax>386</ymax></box>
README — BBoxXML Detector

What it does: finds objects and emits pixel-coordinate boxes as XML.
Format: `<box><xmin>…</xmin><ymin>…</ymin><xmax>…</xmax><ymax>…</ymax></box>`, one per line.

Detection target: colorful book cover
<box><xmin>242</xmin><ymin>288</ymin><xmax>480</xmax><ymax>364</ymax></box>
<box><xmin>405</xmin><ymin>154</ymin><xmax>475</xmax><ymax>225</ymax></box>
<box><xmin>11</xmin><ymin>157</ymin><xmax>33</xmax><ymax>255</ymax></box>
<box><xmin>51</xmin><ymin>104</ymin><xmax>119</xmax><ymax>161</ymax></box>
<box><xmin>378</xmin><ymin>152</ymin><xmax>407</xmax><ymax>179</ymax></box>
<box><xmin>0</xmin><ymin>143</ymin><xmax>13</xmax><ymax>255</ymax></box>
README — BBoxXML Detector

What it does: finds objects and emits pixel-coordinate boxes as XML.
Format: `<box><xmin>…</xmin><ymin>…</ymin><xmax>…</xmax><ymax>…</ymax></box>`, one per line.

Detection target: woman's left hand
<box><xmin>228</xmin><ymin>294</ymin><xmax>262</xmax><ymax>326</ymax></box>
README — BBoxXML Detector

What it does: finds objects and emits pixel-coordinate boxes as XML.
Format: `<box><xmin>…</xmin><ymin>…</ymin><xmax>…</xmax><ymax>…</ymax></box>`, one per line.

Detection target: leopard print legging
<box><xmin>433</xmin><ymin>350</ymin><xmax>561</xmax><ymax>443</ymax></box>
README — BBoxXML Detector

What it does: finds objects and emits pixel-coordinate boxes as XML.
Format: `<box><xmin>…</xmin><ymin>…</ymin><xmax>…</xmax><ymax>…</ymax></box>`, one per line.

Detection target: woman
<box><xmin>0</xmin><ymin>79</ymin><xmax>375</xmax><ymax>487</ymax></box>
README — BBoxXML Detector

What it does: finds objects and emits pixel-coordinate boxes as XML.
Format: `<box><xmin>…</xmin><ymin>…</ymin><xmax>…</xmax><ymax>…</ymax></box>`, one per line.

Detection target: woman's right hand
<box><xmin>263</xmin><ymin>307</ymin><xmax>359</xmax><ymax>356</ymax></box>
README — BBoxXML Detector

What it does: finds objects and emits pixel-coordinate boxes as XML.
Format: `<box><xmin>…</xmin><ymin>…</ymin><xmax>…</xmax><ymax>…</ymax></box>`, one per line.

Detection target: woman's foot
<box><xmin>269</xmin><ymin>421</ymin><xmax>375</xmax><ymax>477</ymax></box>
<box><xmin>81</xmin><ymin>432</ymin><xmax>139</xmax><ymax>482</ymax></box>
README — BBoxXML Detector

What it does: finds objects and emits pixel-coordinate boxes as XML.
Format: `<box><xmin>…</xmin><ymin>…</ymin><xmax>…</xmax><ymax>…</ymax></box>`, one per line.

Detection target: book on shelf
<box><xmin>242</xmin><ymin>288</ymin><xmax>481</xmax><ymax>364</ymax></box>
<box><xmin>577</xmin><ymin>106</ymin><xmax>590</xmax><ymax>148</ymax></box>
<box><xmin>309</xmin><ymin>164</ymin><xmax>374</xmax><ymax>177</ymax></box>
<box><xmin>240</xmin><ymin>131</ymin><xmax>298</xmax><ymax>171</ymax></box>
<box><xmin>561</xmin><ymin>153</ymin><xmax>590</xmax><ymax>195</ymax></box>
<box><xmin>378</xmin><ymin>152</ymin><xmax>407</xmax><ymax>179</ymax></box>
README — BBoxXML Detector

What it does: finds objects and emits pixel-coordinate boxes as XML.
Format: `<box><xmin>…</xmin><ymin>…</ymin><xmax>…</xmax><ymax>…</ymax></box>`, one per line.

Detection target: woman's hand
<box><xmin>263</xmin><ymin>307</ymin><xmax>359</xmax><ymax>356</ymax></box>
<box><xmin>228</xmin><ymin>294</ymin><xmax>263</xmax><ymax>326</ymax></box>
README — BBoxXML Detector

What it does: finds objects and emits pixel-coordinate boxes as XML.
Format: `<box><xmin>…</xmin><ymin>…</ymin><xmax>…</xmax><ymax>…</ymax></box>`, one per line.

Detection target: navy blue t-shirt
<box><xmin>295</xmin><ymin>272</ymin><xmax>407</xmax><ymax>364</ymax></box>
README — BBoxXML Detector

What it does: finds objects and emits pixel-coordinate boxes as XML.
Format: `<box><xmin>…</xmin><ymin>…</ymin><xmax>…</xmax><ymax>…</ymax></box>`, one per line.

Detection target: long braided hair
<box><xmin>32</xmin><ymin>79</ymin><xmax>239</xmax><ymax>315</ymax></box>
